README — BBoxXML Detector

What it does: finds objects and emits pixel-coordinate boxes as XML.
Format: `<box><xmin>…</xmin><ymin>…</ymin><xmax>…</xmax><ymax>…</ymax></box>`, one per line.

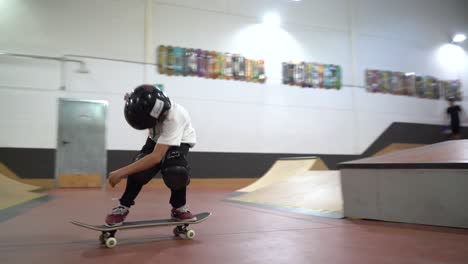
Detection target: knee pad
<box><xmin>161</xmin><ymin>166</ymin><xmax>190</xmax><ymax>190</ymax></box>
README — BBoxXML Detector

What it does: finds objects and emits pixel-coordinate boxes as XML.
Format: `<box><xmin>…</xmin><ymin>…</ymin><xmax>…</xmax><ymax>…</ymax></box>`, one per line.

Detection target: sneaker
<box><xmin>105</xmin><ymin>205</ymin><xmax>129</xmax><ymax>226</ymax></box>
<box><xmin>171</xmin><ymin>205</ymin><xmax>197</xmax><ymax>221</ymax></box>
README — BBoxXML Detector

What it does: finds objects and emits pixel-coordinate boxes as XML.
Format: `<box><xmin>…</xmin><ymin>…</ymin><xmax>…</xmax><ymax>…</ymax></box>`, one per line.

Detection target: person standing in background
<box><xmin>445</xmin><ymin>97</ymin><xmax>467</xmax><ymax>140</ymax></box>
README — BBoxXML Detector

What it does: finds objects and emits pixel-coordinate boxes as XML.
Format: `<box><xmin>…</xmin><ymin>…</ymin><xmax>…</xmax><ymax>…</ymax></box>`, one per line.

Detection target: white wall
<box><xmin>0</xmin><ymin>0</ymin><xmax>467</xmax><ymax>154</ymax></box>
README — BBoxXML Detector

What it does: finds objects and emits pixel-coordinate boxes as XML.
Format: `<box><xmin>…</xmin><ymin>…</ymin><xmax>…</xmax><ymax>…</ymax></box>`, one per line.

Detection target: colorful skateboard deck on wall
<box><xmin>196</xmin><ymin>49</ymin><xmax>206</xmax><ymax>77</ymax></box>
<box><xmin>245</xmin><ymin>59</ymin><xmax>253</xmax><ymax>81</ymax></box>
<box><xmin>156</xmin><ymin>45</ymin><xmax>265</xmax><ymax>83</ymax></box>
<box><xmin>381</xmin><ymin>71</ymin><xmax>391</xmax><ymax>93</ymax></box>
<box><xmin>233</xmin><ymin>55</ymin><xmax>245</xmax><ymax>80</ymax></box>
<box><xmin>402</xmin><ymin>74</ymin><xmax>415</xmax><ymax>96</ymax></box>
<box><xmin>414</xmin><ymin>76</ymin><xmax>425</xmax><ymax>98</ymax></box>
<box><xmin>390</xmin><ymin>72</ymin><xmax>403</xmax><ymax>95</ymax></box>
<box><xmin>185</xmin><ymin>48</ymin><xmax>197</xmax><ymax>76</ymax></box>
<box><xmin>287</xmin><ymin>63</ymin><xmax>295</xmax><ymax>85</ymax></box>
<box><xmin>282</xmin><ymin>63</ymin><xmax>289</xmax><ymax>84</ymax></box>
<box><xmin>366</xmin><ymin>69</ymin><xmax>381</xmax><ymax>93</ymax></box>
<box><xmin>365</xmin><ymin>68</ymin><xmax>460</xmax><ymax>100</ymax></box>
<box><xmin>294</xmin><ymin>62</ymin><xmax>305</xmax><ymax>86</ymax></box>
<box><xmin>173</xmin><ymin>47</ymin><xmax>185</xmax><ymax>75</ymax></box>
<box><xmin>217</xmin><ymin>53</ymin><xmax>226</xmax><ymax>79</ymax></box>
<box><xmin>257</xmin><ymin>60</ymin><xmax>266</xmax><ymax>83</ymax></box>
<box><xmin>442</xmin><ymin>80</ymin><xmax>461</xmax><ymax>100</ymax></box>
<box><xmin>206</xmin><ymin>51</ymin><xmax>216</xmax><ymax>79</ymax></box>
<box><xmin>304</xmin><ymin>63</ymin><xmax>313</xmax><ymax>87</ymax></box>
<box><xmin>157</xmin><ymin>45</ymin><xmax>167</xmax><ymax>74</ymax></box>
<box><xmin>312</xmin><ymin>63</ymin><xmax>320</xmax><ymax>88</ymax></box>
<box><xmin>166</xmin><ymin>46</ymin><xmax>175</xmax><ymax>75</ymax></box>
<box><xmin>334</xmin><ymin>65</ymin><xmax>342</xmax><ymax>89</ymax></box>
<box><xmin>324</xmin><ymin>64</ymin><xmax>332</xmax><ymax>89</ymax></box>
<box><xmin>424</xmin><ymin>76</ymin><xmax>440</xmax><ymax>99</ymax></box>
<box><xmin>252</xmin><ymin>60</ymin><xmax>259</xmax><ymax>81</ymax></box>
<box><xmin>318</xmin><ymin>64</ymin><xmax>325</xmax><ymax>88</ymax></box>
<box><xmin>224</xmin><ymin>53</ymin><xmax>233</xmax><ymax>80</ymax></box>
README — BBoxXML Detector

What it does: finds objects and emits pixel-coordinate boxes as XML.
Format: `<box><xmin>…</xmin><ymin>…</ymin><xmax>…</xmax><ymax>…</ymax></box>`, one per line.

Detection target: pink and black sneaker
<box><xmin>171</xmin><ymin>205</ymin><xmax>197</xmax><ymax>221</ymax></box>
<box><xmin>105</xmin><ymin>205</ymin><xmax>129</xmax><ymax>226</ymax></box>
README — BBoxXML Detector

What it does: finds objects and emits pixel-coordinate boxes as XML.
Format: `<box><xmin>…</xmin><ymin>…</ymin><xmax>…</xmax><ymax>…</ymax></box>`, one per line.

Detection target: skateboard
<box><xmin>257</xmin><ymin>60</ymin><xmax>266</xmax><ymax>83</ymax></box>
<box><xmin>156</xmin><ymin>45</ymin><xmax>167</xmax><ymax>74</ymax></box>
<box><xmin>208</xmin><ymin>51</ymin><xmax>219</xmax><ymax>79</ymax></box>
<box><xmin>402</xmin><ymin>74</ymin><xmax>415</xmax><ymax>96</ymax></box>
<box><xmin>324</xmin><ymin>64</ymin><xmax>332</xmax><ymax>89</ymax></box>
<box><xmin>223</xmin><ymin>53</ymin><xmax>233</xmax><ymax>80</ymax></box>
<box><xmin>173</xmin><ymin>47</ymin><xmax>185</xmax><ymax>75</ymax></box>
<box><xmin>304</xmin><ymin>63</ymin><xmax>313</xmax><ymax>88</ymax></box>
<box><xmin>166</xmin><ymin>46</ymin><xmax>175</xmax><ymax>75</ymax></box>
<box><xmin>233</xmin><ymin>55</ymin><xmax>245</xmax><ymax>81</ymax></box>
<box><xmin>71</xmin><ymin>212</ymin><xmax>211</xmax><ymax>248</ymax></box>
<box><xmin>294</xmin><ymin>62</ymin><xmax>305</xmax><ymax>86</ymax></box>
<box><xmin>184</xmin><ymin>48</ymin><xmax>197</xmax><ymax>76</ymax></box>
<box><xmin>381</xmin><ymin>71</ymin><xmax>391</xmax><ymax>93</ymax></box>
<box><xmin>287</xmin><ymin>63</ymin><xmax>295</xmax><ymax>85</ymax></box>
<box><xmin>414</xmin><ymin>76</ymin><xmax>425</xmax><ymax>98</ymax></box>
<box><xmin>244</xmin><ymin>59</ymin><xmax>252</xmax><ymax>81</ymax></box>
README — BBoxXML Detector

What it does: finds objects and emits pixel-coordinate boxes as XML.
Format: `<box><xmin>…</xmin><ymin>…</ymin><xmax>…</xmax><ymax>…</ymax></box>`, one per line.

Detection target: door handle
<box><xmin>62</xmin><ymin>140</ymin><xmax>71</xmax><ymax>145</ymax></box>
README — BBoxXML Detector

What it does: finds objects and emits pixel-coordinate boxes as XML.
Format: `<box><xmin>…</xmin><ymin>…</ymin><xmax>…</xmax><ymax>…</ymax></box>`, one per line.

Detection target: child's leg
<box><xmin>170</xmin><ymin>187</ymin><xmax>187</xmax><ymax>208</ymax></box>
<box><xmin>119</xmin><ymin>163</ymin><xmax>160</xmax><ymax>207</ymax></box>
<box><xmin>160</xmin><ymin>144</ymin><xmax>196</xmax><ymax>220</ymax></box>
<box><xmin>119</xmin><ymin>138</ymin><xmax>159</xmax><ymax>207</ymax></box>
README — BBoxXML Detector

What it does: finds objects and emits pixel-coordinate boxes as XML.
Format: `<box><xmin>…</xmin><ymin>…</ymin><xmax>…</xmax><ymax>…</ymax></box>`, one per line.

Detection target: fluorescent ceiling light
<box><xmin>263</xmin><ymin>12</ymin><xmax>280</xmax><ymax>26</ymax></box>
<box><xmin>452</xmin><ymin>33</ymin><xmax>466</xmax><ymax>43</ymax></box>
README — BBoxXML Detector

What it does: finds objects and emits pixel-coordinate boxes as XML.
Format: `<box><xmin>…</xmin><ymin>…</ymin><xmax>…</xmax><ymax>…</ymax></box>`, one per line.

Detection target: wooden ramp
<box><xmin>0</xmin><ymin>162</ymin><xmax>21</xmax><ymax>180</ymax></box>
<box><xmin>229</xmin><ymin>171</ymin><xmax>343</xmax><ymax>218</ymax></box>
<box><xmin>236</xmin><ymin>157</ymin><xmax>328</xmax><ymax>193</ymax></box>
<box><xmin>340</xmin><ymin>140</ymin><xmax>468</xmax><ymax>228</ymax></box>
<box><xmin>0</xmin><ymin>174</ymin><xmax>47</xmax><ymax>210</ymax></box>
<box><xmin>373</xmin><ymin>143</ymin><xmax>424</xmax><ymax>156</ymax></box>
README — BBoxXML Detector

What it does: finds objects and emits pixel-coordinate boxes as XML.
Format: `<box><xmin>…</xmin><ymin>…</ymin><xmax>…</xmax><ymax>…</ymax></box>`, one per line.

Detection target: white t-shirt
<box><xmin>148</xmin><ymin>101</ymin><xmax>196</xmax><ymax>147</ymax></box>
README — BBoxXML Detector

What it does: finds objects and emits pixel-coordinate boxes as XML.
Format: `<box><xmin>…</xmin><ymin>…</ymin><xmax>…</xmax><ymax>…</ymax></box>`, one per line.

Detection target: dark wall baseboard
<box><xmin>0</xmin><ymin>148</ymin><xmax>55</xmax><ymax>179</ymax></box>
<box><xmin>107</xmin><ymin>151</ymin><xmax>358</xmax><ymax>178</ymax></box>
<box><xmin>1</xmin><ymin>122</ymin><xmax>466</xmax><ymax>179</ymax></box>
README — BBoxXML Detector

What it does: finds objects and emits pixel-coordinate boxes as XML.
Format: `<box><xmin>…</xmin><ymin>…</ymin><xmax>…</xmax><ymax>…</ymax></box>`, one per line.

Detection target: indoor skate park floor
<box><xmin>2</xmin><ymin>183</ymin><xmax>468</xmax><ymax>264</ymax></box>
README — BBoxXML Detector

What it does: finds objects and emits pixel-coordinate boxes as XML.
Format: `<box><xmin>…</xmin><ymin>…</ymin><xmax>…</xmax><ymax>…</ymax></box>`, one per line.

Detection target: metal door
<box><xmin>56</xmin><ymin>99</ymin><xmax>107</xmax><ymax>187</ymax></box>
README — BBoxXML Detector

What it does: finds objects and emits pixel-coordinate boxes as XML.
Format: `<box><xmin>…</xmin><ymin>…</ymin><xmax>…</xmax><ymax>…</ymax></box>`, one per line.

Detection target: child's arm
<box><xmin>108</xmin><ymin>144</ymin><xmax>170</xmax><ymax>187</ymax></box>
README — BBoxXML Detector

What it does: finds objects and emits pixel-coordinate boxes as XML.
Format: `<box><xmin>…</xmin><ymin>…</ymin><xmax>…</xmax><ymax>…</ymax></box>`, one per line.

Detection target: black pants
<box><xmin>119</xmin><ymin>138</ymin><xmax>190</xmax><ymax>208</ymax></box>
<box><xmin>451</xmin><ymin>121</ymin><xmax>460</xmax><ymax>134</ymax></box>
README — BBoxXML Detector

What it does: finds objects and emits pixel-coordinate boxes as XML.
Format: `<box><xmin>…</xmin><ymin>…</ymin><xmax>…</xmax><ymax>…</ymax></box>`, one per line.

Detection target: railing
<box><xmin>0</xmin><ymin>51</ymin><xmax>90</xmax><ymax>90</ymax></box>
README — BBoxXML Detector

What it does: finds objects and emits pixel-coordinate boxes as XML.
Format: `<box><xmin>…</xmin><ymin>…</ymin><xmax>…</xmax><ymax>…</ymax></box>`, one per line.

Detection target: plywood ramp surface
<box><xmin>0</xmin><ymin>174</ymin><xmax>47</xmax><ymax>210</ymax></box>
<box><xmin>373</xmin><ymin>143</ymin><xmax>424</xmax><ymax>156</ymax></box>
<box><xmin>229</xmin><ymin>171</ymin><xmax>343</xmax><ymax>217</ymax></box>
<box><xmin>237</xmin><ymin>158</ymin><xmax>328</xmax><ymax>193</ymax></box>
<box><xmin>0</xmin><ymin>173</ymin><xmax>42</xmax><ymax>192</ymax></box>
<box><xmin>0</xmin><ymin>162</ymin><xmax>20</xmax><ymax>180</ymax></box>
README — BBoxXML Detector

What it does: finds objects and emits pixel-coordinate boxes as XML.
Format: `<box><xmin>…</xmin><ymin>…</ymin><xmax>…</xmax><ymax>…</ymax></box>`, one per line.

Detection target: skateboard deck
<box><xmin>71</xmin><ymin>212</ymin><xmax>211</xmax><ymax>248</ymax></box>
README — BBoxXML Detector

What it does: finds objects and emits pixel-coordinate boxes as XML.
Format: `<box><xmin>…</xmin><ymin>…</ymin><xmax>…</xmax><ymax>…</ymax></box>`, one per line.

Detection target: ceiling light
<box><xmin>452</xmin><ymin>33</ymin><xmax>466</xmax><ymax>43</ymax></box>
<box><xmin>262</xmin><ymin>12</ymin><xmax>280</xmax><ymax>26</ymax></box>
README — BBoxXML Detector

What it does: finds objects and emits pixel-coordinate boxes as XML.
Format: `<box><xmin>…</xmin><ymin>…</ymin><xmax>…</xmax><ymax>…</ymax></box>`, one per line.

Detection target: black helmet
<box><xmin>124</xmin><ymin>84</ymin><xmax>171</xmax><ymax>129</ymax></box>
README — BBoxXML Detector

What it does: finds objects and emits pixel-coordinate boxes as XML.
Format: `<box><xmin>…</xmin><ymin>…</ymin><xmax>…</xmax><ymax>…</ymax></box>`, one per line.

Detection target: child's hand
<box><xmin>108</xmin><ymin>171</ymin><xmax>124</xmax><ymax>187</ymax></box>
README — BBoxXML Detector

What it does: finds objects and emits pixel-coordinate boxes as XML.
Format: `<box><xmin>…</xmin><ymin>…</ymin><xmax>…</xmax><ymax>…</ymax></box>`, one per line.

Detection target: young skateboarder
<box><xmin>105</xmin><ymin>84</ymin><xmax>197</xmax><ymax>226</ymax></box>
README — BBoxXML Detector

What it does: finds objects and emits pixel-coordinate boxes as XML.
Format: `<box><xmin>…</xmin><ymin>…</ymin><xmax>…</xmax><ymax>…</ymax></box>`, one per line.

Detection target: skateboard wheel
<box><xmin>105</xmin><ymin>237</ymin><xmax>118</xmax><ymax>248</ymax></box>
<box><xmin>186</xmin><ymin>229</ymin><xmax>196</xmax><ymax>239</ymax></box>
